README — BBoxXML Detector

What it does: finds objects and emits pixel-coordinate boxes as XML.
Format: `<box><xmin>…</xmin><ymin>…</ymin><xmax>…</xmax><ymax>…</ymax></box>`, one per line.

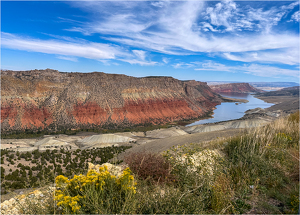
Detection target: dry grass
<box><xmin>223</xmin><ymin>111</ymin><xmax>299</xmax><ymax>213</ymax></box>
<box><xmin>124</xmin><ymin>151</ymin><xmax>175</xmax><ymax>184</ymax></box>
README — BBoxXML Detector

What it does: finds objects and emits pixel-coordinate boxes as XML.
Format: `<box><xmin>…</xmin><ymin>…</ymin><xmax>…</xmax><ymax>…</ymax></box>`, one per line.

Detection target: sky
<box><xmin>1</xmin><ymin>0</ymin><xmax>299</xmax><ymax>83</ymax></box>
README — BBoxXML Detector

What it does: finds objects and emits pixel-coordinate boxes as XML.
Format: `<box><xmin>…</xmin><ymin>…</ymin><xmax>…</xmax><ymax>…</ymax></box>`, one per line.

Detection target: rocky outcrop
<box><xmin>1</xmin><ymin>188</ymin><xmax>54</xmax><ymax>214</ymax></box>
<box><xmin>88</xmin><ymin>162</ymin><xmax>126</xmax><ymax>177</ymax></box>
<box><xmin>1</xmin><ymin>69</ymin><xmax>223</xmax><ymax>133</ymax></box>
<box><xmin>209</xmin><ymin>83</ymin><xmax>263</xmax><ymax>94</ymax></box>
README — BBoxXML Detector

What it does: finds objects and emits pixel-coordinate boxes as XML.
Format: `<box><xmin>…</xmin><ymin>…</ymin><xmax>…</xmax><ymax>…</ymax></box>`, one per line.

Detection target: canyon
<box><xmin>1</xmin><ymin>69</ymin><xmax>223</xmax><ymax>134</ymax></box>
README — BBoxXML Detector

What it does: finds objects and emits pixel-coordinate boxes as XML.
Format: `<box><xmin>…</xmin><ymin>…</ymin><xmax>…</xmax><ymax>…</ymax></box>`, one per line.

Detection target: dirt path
<box><xmin>117</xmin><ymin>128</ymin><xmax>244</xmax><ymax>158</ymax></box>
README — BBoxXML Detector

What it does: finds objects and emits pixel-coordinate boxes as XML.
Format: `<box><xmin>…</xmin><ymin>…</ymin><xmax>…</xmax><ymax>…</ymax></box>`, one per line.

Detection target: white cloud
<box><xmin>243</xmin><ymin>64</ymin><xmax>299</xmax><ymax>77</ymax></box>
<box><xmin>291</xmin><ymin>11</ymin><xmax>300</xmax><ymax>22</ymax></box>
<box><xmin>202</xmin><ymin>0</ymin><xmax>299</xmax><ymax>33</ymax></box>
<box><xmin>56</xmin><ymin>56</ymin><xmax>78</xmax><ymax>62</ymax></box>
<box><xmin>223</xmin><ymin>48</ymin><xmax>299</xmax><ymax>65</ymax></box>
<box><xmin>65</xmin><ymin>1</ymin><xmax>299</xmax><ymax>66</ymax></box>
<box><xmin>151</xmin><ymin>1</ymin><xmax>169</xmax><ymax>8</ymax></box>
<box><xmin>162</xmin><ymin>57</ymin><xmax>169</xmax><ymax>64</ymax></box>
<box><xmin>172</xmin><ymin>62</ymin><xmax>195</xmax><ymax>69</ymax></box>
<box><xmin>2</xmin><ymin>1</ymin><xmax>299</xmax><ymax>70</ymax></box>
<box><xmin>1</xmin><ymin>32</ymin><xmax>125</xmax><ymax>60</ymax></box>
<box><xmin>57</xmin><ymin>17</ymin><xmax>84</xmax><ymax>24</ymax></box>
<box><xmin>195</xmin><ymin>60</ymin><xmax>233</xmax><ymax>72</ymax></box>
<box><xmin>201</xmin><ymin>22</ymin><xmax>219</xmax><ymax>32</ymax></box>
<box><xmin>204</xmin><ymin>0</ymin><xmax>238</xmax><ymax>32</ymax></box>
<box><xmin>98</xmin><ymin>59</ymin><xmax>111</xmax><ymax>66</ymax></box>
<box><xmin>106</xmin><ymin>32</ymin><xmax>299</xmax><ymax>55</ymax></box>
<box><xmin>119</xmin><ymin>49</ymin><xmax>156</xmax><ymax>66</ymax></box>
<box><xmin>120</xmin><ymin>59</ymin><xmax>157</xmax><ymax>66</ymax></box>
<box><xmin>132</xmin><ymin>50</ymin><xmax>147</xmax><ymax>61</ymax></box>
<box><xmin>282</xmin><ymin>2</ymin><xmax>299</xmax><ymax>10</ymax></box>
<box><xmin>1</xmin><ymin>32</ymin><xmax>159</xmax><ymax>66</ymax></box>
<box><xmin>195</xmin><ymin>60</ymin><xmax>299</xmax><ymax>78</ymax></box>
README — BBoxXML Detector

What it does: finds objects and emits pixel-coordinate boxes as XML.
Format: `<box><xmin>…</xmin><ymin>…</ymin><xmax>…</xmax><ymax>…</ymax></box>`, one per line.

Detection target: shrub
<box><xmin>211</xmin><ymin>173</ymin><xmax>234</xmax><ymax>213</ymax></box>
<box><xmin>164</xmin><ymin>145</ymin><xmax>223</xmax><ymax>188</ymax></box>
<box><xmin>288</xmin><ymin>110</ymin><xmax>299</xmax><ymax>123</ymax></box>
<box><xmin>163</xmin><ymin>145</ymin><xmax>228</xmax><ymax>212</ymax></box>
<box><xmin>289</xmin><ymin>184</ymin><xmax>300</xmax><ymax>213</ymax></box>
<box><xmin>55</xmin><ymin>165</ymin><xmax>136</xmax><ymax>214</ymax></box>
<box><xmin>124</xmin><ymin>151</ymin><xmax>174</xmax><ymax>184</ymax></box>
<box><xmin>11</xmin><ymin>188</ymin><xmax>56</xmax><ymax>214</ymax></box>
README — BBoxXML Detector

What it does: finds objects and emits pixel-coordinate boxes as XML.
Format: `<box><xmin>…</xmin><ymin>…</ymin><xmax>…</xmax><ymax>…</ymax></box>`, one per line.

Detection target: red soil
<box><xmin>72</xmin><ymin>102</ymin><xmax>108</xmax><ymax>125</ymax></box>
<box><xmin>21</xmin><ymin>106</ymin><xmax>53</xmax><ymax>129</ymax></box>
<box><xmin>112</xmin><ymin>98</ymin><xmax>202</xmax><ymax>124</ymax></box>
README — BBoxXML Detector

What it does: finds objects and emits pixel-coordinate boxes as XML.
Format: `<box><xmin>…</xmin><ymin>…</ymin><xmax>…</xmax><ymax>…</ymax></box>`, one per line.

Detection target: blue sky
<box><xmin>1</xmin><ymin>0</ymin><xmax>299</xmax><ymax>83</ymax></box>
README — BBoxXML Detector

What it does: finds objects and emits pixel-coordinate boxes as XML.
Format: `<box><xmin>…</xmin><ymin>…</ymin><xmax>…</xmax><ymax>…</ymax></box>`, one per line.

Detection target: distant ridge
<box><xmin>209</xmin><ymin>83</ymin><xmax>263</xmax><ymax>94</ymax></box>
<box><xmin>250</xmin><ymin>82</ymin><xmax>299</xmax><ymax>88</ymax></box>
<box><xmin>207</xmin><ymin>81</ymin><xmax>299</xmax><ymax>88</ymax></box>
<box><xmin>256</xmin><ymin>86</ymin><xmax>299</xmax><ymax>97</ymax></box>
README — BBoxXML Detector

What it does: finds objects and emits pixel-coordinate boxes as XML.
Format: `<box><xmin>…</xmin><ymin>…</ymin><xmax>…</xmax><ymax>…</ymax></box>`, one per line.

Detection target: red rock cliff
<box><xmin>209</xmin><ymin>83</ymin><xmax>264</xmax><ymax>94</ymax></box>
<box><xmin>1</xmin><ymin>70</ymin><xmax>222</xmax><ymax>133</ymax></box>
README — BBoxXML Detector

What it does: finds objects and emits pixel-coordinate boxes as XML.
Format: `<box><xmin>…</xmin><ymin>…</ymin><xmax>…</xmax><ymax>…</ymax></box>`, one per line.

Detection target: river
<box><xmin>187</xmin><ymin>92</ymin><xmax>274</xmax><ymax>126</ymax></box>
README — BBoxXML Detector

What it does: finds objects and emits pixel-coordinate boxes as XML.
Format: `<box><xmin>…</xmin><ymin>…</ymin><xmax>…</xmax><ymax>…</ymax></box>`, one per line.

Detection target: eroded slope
<box><xmin>1</xmin><ymin>70</ymin><xmax>222</xmax><ymax>133</ymax></box>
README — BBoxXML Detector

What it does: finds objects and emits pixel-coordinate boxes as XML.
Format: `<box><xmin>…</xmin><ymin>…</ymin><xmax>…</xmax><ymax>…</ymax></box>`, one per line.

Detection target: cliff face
<box><xmin>209</xmin><ymin>83</ymin><xmax>264</xmax><ymax>94</ymax></box>
<box><xmin>1</xmin><ymin>70</ymin><xmax>222</xmax><ymax>133</ymax></box>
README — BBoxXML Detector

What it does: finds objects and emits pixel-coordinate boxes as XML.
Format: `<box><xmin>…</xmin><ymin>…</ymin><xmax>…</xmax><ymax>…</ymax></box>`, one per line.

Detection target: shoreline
<box><xmin>221</xmin><ymin>96</ymin><xmax>249</xmax><ymax>103</ymax></box>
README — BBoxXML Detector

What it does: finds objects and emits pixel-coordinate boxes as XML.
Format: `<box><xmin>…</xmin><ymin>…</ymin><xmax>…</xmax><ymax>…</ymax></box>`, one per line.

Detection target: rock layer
<box><xmin>1</xmin><ymin>69</ymin><xmax>222</xmax><ymax>133</ymax></box>
<box><xmin>209</xmin><ymin>83</ymin><xmax>263</xmax><ymax>94</ymax></box>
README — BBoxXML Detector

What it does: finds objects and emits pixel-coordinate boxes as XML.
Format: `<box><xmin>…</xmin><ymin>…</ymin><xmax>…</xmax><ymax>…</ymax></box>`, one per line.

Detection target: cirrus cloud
<box><xmin>195</xmin><ymin>60</ymin><xmax>299</xmax><ymax>78</ymax></box>
<box><xmin>1</xmin><ymin>32</ymin><xmax>158</xmax><ymax>66</ymax></box>
<box><xmin>66</xmin><ymin>0</ymin><xmax>299</xmax><ymax>66</ymax></box>
<box><xmin>1</xmin><ymin>32</ymin><xmax>122</xmax><ymax>60</ymax></box>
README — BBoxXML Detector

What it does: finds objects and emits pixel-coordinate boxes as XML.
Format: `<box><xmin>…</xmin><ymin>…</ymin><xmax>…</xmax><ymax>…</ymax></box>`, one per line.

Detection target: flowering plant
<box><xmin>54</xmin><ymin>165</ymin><xmax>136</xmax><ymax>214</ymax></box>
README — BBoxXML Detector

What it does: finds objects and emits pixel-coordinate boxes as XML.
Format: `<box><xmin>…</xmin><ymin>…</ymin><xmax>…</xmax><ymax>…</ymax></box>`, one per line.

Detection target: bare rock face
<box><xmin>209</xmin><ymin>83</ymin><xmax>264</xmax><ymax>94</ymax></box>
<box><xmin>88</xmin><ymin>162</ymin><xmax>125</xmax><ymax>177</ymax></box>
<box><xmin>1</xmin><ymin>70</ymin><xmax>222</xmax><ymax>133</ymax></box>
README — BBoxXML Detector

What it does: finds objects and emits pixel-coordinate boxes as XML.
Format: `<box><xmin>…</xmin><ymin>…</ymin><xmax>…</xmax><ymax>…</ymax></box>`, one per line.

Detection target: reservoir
<box><xmin>187</xmin><ymin>92</ymin><xmax>274</xmax><ymax>126</ymax></box>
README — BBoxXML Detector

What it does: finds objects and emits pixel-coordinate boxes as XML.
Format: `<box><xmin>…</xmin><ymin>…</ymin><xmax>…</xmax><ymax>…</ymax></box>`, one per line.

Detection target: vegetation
<box><xmin>124</xmin><ymin>152</ymin><xmax>175</xmax><ymax>184</ymax></box>
<box><xmin>1</xmin><ymin>112</ymin><xmax>214</xmax><ymax>139</ymax></box>
<box><xmin>221</xmin><ymin>111</ymin><xmax>299</xmax><ymax>213</ymax></box>
<box><xmin>55</xmin><ymin>166</ymin><xmax>136</xmax><ymax>214</ymax></box>
<box><xmin>1</xmin><ymin>124</ymin><xmax>172</xmax><ymax>139</ymax></box>
<box><xmin>2</xmin><ymin>111</ymin><xmax>299</xmax><ymax>214</ymax></box>
<box><xmin>1</xmin><ymin>146</ymin><xmax>131</xmax><ymax>192</ymax></box>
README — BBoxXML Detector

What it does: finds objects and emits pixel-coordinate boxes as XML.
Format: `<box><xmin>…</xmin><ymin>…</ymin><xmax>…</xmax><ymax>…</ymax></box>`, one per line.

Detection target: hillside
<box><xmin>250</xmin><ymin>82</ymin><xmax>299</xmax><ymax>89</ymax></box>
<box><xmin>255</xmin><ymin>86</ymin><xmax>299</xmax><ymax>97</ymax></box>
<box><xmin>209</xmin><ymin>83</ymin><xmax>263</xmax><ymax>94</ymax></box>
<box><xmin>1</xmin><ymin>112</ymin><xmax>299</xmax><ymax>214</ymax></box>
<box><xmin>255</xmin><ymin>86</ymin><xmax>299</xmax><ymax>113</ymax></box>
<box><xmin>1</xmin><ymin>69</ymin><xmax>222</xmax><ymax>134</ymax></box>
